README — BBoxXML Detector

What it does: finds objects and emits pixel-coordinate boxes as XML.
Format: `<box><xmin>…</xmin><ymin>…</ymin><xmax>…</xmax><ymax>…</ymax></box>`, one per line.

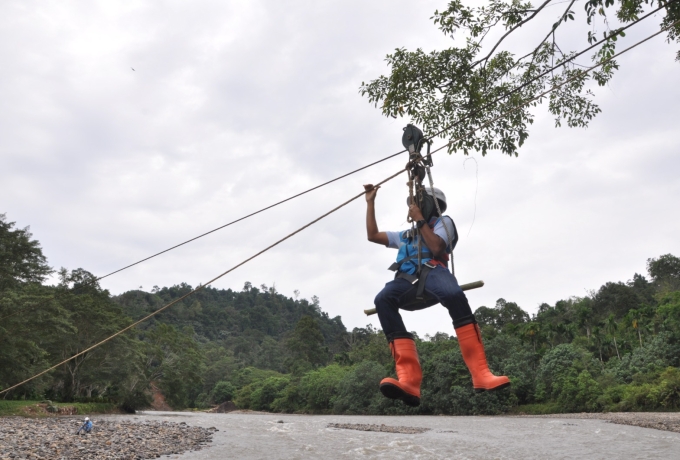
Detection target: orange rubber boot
<box><xmin>456</xmin><ymin>323</ymin><xmax>510</xmax><ymax>392</ymax></box>
<box><xmin>379</xmin><ymin>337</ymin><xmax>422</xmax><ymax>407</ymax></box>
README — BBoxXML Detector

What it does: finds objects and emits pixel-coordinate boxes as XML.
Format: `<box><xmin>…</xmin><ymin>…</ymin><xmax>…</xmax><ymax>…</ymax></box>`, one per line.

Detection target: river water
<box><xmin>110</xmin><ymin>411</ymin><xmax>679</xmax><ymax>459</ymax></box>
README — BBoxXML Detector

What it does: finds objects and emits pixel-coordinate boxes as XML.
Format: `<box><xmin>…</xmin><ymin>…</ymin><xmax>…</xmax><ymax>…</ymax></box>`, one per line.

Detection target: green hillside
<box><xmin>114</xmin><ymin>283</ymin><xmax>348</xmax><ymax>371</ymax></box>
<box><xmin>1</xmin><ymin>212</ymin><xmax>679</xmax><ymax>414</ymax></box>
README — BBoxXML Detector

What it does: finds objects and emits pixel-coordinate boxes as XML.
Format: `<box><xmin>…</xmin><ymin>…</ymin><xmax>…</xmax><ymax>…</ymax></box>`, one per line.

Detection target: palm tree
<box><xmin>605</xmin><ymin>314</ymin><xmax>621</xmax><ymax>360</ymax></box>
<box><xmin>591</xmin><ymin>325</ymin><xmax>604</xmax><ymax>366</ymax></box>
<box><xmin>523</xmin><ymin>322</ymin><xmax>540</xmax><ymax>352</ymax></box>
<box><xmin>575</xmin><ymin>300</ymin><xmax>594</xmax><ymax>339</ymax></box>
<box><xmin>627</xmin><ymin>309</ymin><xmax>644</xmax><ymax>347</ymax></box>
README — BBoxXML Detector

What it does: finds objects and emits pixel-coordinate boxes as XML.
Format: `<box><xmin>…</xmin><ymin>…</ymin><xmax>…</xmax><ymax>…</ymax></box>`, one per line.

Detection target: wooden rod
<box><xmin>363</xmin><ymin>280</ymin><xmax>484</xmax><ymax>316</ymax></box>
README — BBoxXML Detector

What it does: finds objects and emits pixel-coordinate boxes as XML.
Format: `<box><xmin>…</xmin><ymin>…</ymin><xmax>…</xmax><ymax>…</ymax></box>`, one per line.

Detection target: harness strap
<box><xmin>387</xmin><ymin>250</ymin><xmax>433</xmax><ymax>272</ymax></box>
<box><xmin>395</xmin><ymin>271</ymin><xmax>418</xmax><ymax>283</ymax></box>
<box><xmin>394</xmin><ymin>261</ymin><xmax>437</xmax><ymax>300</ymax></box>
<box><xmin>415</xmin><ymin>262</ymin><xmax>435</xmax><ymax>299</ymax></box>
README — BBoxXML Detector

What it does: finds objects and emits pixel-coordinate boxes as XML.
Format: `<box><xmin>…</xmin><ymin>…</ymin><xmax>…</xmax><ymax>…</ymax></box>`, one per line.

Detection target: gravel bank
<box><xmin>0</xmin><ymin>417</ymin><xmax>215</xmax><ymax>460</ymax></box>
<box><xmin>509</xmin><ymin>412</ymin><xmax>680</xmax><ymax>434</ymax></box>
<box><xmin>327</xmin><ymin>422</ymin><xmax>430</xmax><ymax>434</ymax></box>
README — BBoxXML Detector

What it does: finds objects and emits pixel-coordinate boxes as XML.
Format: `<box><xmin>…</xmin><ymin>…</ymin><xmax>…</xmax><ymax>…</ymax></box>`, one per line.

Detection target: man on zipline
<box><xmin>364</xmin><ymin>183</ymin><xmax>510</xmax><ymax>407</ymax></box>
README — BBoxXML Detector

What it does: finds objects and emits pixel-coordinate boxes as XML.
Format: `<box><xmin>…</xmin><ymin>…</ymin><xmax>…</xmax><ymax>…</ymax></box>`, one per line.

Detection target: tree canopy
<box><xmin>0</xmin><ymin>213</ymin><xmax>51</xmax><ymax>291</ymax></box>
<box><xmin>361</xmin><ymin>0</ymin><xmax>680</xmax><ymax>156</ymax></box>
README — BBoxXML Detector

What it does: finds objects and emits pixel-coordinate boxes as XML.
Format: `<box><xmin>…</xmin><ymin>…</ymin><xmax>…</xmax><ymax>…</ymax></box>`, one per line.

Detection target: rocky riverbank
<box><xmin>0</xmin><ymin>417</ymin><xmax>215</xmax><ymax>460</ymax></box>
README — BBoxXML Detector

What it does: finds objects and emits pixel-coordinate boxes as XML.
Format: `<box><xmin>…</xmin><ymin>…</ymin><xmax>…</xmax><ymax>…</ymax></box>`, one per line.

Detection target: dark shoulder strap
<box><xmin>443</xmin><ymin>215</ymin><xmax>458</xmax><ymax>251</ymax></box>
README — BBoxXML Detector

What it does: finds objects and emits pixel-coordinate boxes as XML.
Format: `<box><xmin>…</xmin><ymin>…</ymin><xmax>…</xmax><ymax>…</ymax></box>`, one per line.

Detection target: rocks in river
<box><xmin>327</xmin><ymin>423</ymin><xmax>430</xmax><ymax>434</ymax></box>
<box><xmin>208</xmin><ymin>401</ymin><xmax>237</xmax><ymax>413</ymax></box>
<box><xmin>0</xmin><ymin>417</ymin><xmax>213</xmax><ymax>459</ymax></box>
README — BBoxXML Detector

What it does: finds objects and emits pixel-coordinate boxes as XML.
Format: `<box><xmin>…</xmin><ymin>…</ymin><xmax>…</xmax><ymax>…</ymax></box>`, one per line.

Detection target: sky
<box><xmin>2</xmin><ymin>0</ymin><xmax>679</xmax><ymax>337</ymax></box>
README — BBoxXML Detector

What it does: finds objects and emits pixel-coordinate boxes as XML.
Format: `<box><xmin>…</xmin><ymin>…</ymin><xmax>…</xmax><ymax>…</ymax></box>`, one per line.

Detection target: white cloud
<box><xmin>1</xmin><ymin>0</ymin><xmax>678</xmax><ymax>337</ymax></box>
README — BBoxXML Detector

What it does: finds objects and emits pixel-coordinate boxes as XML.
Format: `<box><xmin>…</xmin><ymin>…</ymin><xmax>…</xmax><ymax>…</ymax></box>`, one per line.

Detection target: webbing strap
<box><xmin>415</xmin><ymin>263</ymin><xmax>435</xmax><ymax>299</ymax></box>
<box><xmin>388</xmin><ymin>250</ymin><xmax>434</xmax><ymax>272</ymax></box>
<box><xmin>395</xmin><ymin>271</ymin><xmax>418</xmax><ymax>283</ymax></box>
<box><xmin>394</xmin><ymin>262</ymin><xmax>436</xmax><ymax>300</ymax></box>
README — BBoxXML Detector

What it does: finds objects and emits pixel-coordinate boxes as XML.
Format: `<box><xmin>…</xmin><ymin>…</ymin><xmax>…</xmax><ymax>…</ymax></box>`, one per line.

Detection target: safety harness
<box><xmin>388</xmin><ymin>217</ymin><xmax>458</xmax><ymax>300</ymax></box>
<box><xmin>388</xmin><ymin>124</ymin><xmax>458</xmax><ymax>304</ymax></box>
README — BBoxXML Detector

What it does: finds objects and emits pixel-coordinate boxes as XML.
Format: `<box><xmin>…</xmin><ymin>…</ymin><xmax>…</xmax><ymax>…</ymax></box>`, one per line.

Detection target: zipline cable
<box><xmin>2</xmin><ymin>17</ymin><xmax>676</xmax><ymax>396</ymax></box>
<box><xmin>0</xmin><ymin>150</ymin><xmax>407</xmax><ymax>323</ymax></box>
<box><xmin>0</xmin><ymin>168</ymin><xmax>407</xmax><ymax>395</ymax></box>
<box><xmin>94</xmin><ymin>0</ymin><xmax>678</xmax><ymax>278</ymax></box>
<box><xmin>1</xmin><ymin>2</ymin><xmax>672</xmax><ymax>325</ymax></box>
<box><xmin>96</xmin><ymin>152</ymin><xmax>409</xmax><ymax>282</ymax></box>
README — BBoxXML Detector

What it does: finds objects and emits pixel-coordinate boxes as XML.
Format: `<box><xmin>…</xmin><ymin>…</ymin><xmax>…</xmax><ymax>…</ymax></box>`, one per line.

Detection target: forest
<box><xmin>1</xmin><ymin>212</ymin><xmax>679</xmax><ymax>415</ymax></box>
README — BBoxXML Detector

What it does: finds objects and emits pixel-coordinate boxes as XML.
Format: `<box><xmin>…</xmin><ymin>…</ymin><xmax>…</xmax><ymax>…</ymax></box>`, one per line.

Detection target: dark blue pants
<box><xmin>374</xmin><ymin>265</ymin><xmax>474</xmax><ymax>337</ymax></box>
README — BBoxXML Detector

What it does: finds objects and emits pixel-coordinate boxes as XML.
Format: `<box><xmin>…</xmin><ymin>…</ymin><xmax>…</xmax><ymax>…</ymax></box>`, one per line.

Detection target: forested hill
<box><xmin>112</xmin><ymin>283</ymin><xmax>348</xmax><ymax>372</ymax></box>
<box><xmin>2</xmin><ymin>212</ymin><xmax>679</xmax><ymax>415</ymax></box>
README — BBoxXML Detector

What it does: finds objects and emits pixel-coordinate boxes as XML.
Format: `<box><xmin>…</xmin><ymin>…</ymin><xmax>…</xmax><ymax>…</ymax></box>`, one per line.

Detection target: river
<box><xmin>103</xmin><ymin>411</ymin><xmax>680</xmax><ymax>459</ymax></box>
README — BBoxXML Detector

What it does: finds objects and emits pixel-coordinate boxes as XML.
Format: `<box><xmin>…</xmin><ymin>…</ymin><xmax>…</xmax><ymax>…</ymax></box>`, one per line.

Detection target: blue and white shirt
<box><xmin>385</xmin><ymin>216</ymin><xmax>457</xmax><ymax>275</ymax></box>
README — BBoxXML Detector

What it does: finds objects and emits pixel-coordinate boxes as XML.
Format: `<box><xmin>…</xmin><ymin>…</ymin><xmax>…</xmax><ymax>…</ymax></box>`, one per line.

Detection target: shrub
<box><xmin>298</xmin><ymin>364</ymin><xmax>350</xmax><ymax>413</ymax></box>
<box><xmin>656</xmin><ymin>367</ymin><xmax>680</xmax><ymax>409</ymax></box>
<box><xmin>606</xmin><ymin>333</ymin><xmax>677</xmax><ymax>384</ymax></box>
<box><xmin>535</xmin><ymin>344</ymin><xmax>588</xmax><ymax>402</ymax></box>
<box><xmin>333</xmin><ymin>361</ymin><xmax>387</xmax><ymax>414</ymax></box>
<box><xmin>271</xmin><ymin>383</ymin><xmax>301</xmax><ymax>413</ymax></box>
<box><xmin>234</xmin><ymin>384</ymin><xmax>255</xmax><ymax>409</ymax></box>
<box><xmin>211</xmin><ymin>381</ymin><xmax>236</xmax><ymax>404</ymax></box>
<box><xmin>554</xmin><ymin>369</ymin><xmax>602</xmax><ymax>412</ymax></box>
<box><xmin>250</xmin><ymin>376</ymin><xmax>290</xmax><ymax>411</ymax></box>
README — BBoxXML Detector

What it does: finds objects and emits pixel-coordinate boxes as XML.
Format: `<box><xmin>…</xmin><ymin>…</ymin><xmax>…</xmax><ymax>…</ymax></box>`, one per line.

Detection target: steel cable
<box><xmin>2</xmin><ymin>2</ymin><xmax>672</xmax><ymax>325</ymax></box>
<box><xmin>2</xmin><ymin>16</ymin><xmax>677</xmax><ymax>395</ymax></box>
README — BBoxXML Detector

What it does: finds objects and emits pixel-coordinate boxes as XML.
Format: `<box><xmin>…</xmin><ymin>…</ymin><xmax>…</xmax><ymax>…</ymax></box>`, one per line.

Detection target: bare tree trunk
<box><xmin>613</xmin><ymin>337</ymin><xmax>621</xmax><ymax>360</ymax></box>
<box><xmin>638</xmin><ymin>329</ymin><xmax>643</xmax><ymax>348</ymax></box>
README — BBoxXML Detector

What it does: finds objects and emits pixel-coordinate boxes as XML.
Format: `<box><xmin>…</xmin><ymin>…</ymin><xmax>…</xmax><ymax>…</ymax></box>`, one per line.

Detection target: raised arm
<box><xmin>364</xmin><ymin>184</ymin><xmax>389</xmax><ymax>246</ymax></box>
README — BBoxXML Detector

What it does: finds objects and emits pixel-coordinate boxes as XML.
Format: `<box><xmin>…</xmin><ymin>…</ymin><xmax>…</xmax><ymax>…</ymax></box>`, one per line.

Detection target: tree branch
<box><xmin>472</xmin><ymin>0</ymin><xmax>555</xmax><ymax>68</ymax></box>
<box><xmin>518</xmin><ymin>0</ymin><xmax>577</xmax><ymax>64</ymax></box>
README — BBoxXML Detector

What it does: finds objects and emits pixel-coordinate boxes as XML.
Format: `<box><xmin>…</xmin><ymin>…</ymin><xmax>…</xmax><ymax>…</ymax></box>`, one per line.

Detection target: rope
<box><xmin>2</xmin><ymin>16</ymin><xmax>677</xmax><ymax>395</ymax></box>
<box><xmin>2</xmin><ymin>3</ymin><xmax>670</xmax><ymax>324</ymax></box>
<box><xmin>95</xmin><ymin>152</ymin><xmax>409</xmax><ymax>282</ymax></box>
<box><xmin>0</xmin><ymin>169</ymin><xmax>407</xmax><ymax>396</ymax></box>
<box><xmin>425</xmin><ymin>166</ymin><xmax>454</xmax><ymax>275</ymax></box>
<box><xmin>0</xmin><ymin>149</ymin><xmax>408</xmax><ymax>323</ymax></box>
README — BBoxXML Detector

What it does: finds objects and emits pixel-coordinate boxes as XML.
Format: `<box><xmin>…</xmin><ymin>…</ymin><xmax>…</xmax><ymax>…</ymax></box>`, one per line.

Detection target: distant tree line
<box><xmin>1</xmin><ymin>212</ymin><xmax>679</xmax><ymax>414</ymax></box>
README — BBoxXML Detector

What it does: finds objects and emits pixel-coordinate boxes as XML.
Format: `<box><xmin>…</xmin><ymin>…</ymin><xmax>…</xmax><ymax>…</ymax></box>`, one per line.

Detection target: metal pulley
<box><xmin>402</xmin><ymin>124</ymin><xmax>437</xmax><ymax>222</ymax></box>
<box><xmin>402</xmin><ymin>124</ymin><xmax>424</xmax><ymax>155</ymax></box>
<box><xmin>402</xmin><ymin>124</ymin><xmax>433</xmax><ymax>167</ymax></box>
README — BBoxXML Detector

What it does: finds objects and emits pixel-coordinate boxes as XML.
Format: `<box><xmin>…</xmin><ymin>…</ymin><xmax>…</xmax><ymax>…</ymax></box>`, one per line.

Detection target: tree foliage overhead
<box><xmin>360</xmin><ymin>0</ymin><xmax>680</xmax><ymax>156</ymax></box>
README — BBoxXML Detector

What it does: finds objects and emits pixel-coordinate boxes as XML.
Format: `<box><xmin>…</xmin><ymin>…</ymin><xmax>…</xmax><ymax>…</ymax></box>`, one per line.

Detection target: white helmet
<box><xmin>84</xmin><ymin>417</ymin><xmax>90</xmax><ymax>421</ymax></box>
<box><xmin>406</xmin><ymin>187</ymin><xmax>447</xmax><ymax>213</ymax></box>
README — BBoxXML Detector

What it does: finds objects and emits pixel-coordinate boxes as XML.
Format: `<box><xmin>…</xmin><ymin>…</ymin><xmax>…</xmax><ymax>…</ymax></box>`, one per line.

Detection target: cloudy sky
<box><xmin>2</xmin><ymin>0</ymin><xmax>679</xmax><ymax>337</ymax></box>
